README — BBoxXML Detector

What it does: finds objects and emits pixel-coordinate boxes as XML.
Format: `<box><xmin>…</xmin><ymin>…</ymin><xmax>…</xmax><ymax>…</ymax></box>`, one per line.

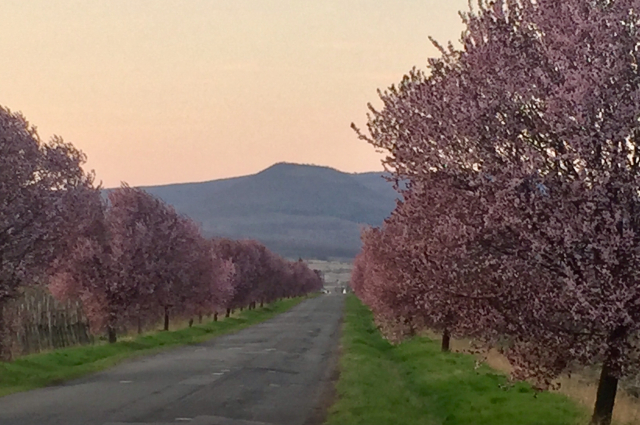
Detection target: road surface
<box><xmin>0</xmin><ymin>294</ymin><xmax>344</xmax><ymax>425</ymax></box>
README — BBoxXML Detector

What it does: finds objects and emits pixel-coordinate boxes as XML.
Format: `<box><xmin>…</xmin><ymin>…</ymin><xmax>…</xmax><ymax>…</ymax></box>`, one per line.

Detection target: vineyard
<box><xmin>4</xmin><ymin>287</ymin><xmax>224</xmax><ymax>358</ymax></box>
<box><xmin>5</xmin><ymin>289</ymin><xmax>92</xmax><ymax>357</ymax></box>
<box><xmin>4</xmin><ymin>288</ymin><xmax>218</xmax><ymax>358</ymax></box>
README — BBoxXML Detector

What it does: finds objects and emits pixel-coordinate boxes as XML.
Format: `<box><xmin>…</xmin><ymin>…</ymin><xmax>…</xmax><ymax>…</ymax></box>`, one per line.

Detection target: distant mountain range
<box><xmin>124</xmin><ymin>163</ymin><xmax>400</xmax><ymax>259</ymax></box>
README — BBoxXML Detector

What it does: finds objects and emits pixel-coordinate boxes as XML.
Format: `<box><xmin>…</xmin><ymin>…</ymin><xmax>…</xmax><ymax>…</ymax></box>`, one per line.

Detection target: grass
<box><xmin>325</xmin><ymin>295</ymin><xmax>588</xmax><ymax>425</ymax></box>
<box><xmin>0</xmin><ymin>296</ymin><xmax>307</xmax><ymax>397</ymax></box>
<box><xmin>438</xmin><ymin>333</ymin><xmax>640</xmax><ymax>425</ymax></box>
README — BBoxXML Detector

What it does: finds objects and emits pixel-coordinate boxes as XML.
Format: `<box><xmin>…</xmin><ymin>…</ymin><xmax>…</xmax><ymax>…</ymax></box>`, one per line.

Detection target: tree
<box><xmin>49</xmin><ymin>213</ymin><xmax>117</xmax><ymax>341</ymax></box>
<box><xmin>353</xmin><ymin>185</ymin><xmax>474</xmax><ymax>348</ymax></box>
<box><xmin>51</xmin><ymin>186</ymin><xmax>159</xmax><ymax>342</ymax></box>
<box><xmin>0</xmin><ymin>107</ymin><xmax>96</xmax><ymax>359</ymax></box>
<box><xmin>150</xmin><ymin>213</ymin><xmax>202</xmax><ymax>331</ymax></box>
<box><xmin>350</xmin><ymin>228</ymin><xmax>421</xmax><ymax>342</ymax></box>
<box><xmin>288</xmin><ymin>258</ymin><xmax>323</xmax><ymax>297</ymax></box>
<box><xmin>213</xmin><ymin>238</ymin><xmax>322</xmax><ymax>314</ymax></box>
<box><xmin>213</xmin><ymin>238</ymin><xmax>258</xmax><ymax>314</ymax></box>
<box><xmin>51</xmin><ymin>185</ymin><xmax>199</xmax><ymax>341</ymax></box>
<box><xmin>187</xmin><ymin>238</ymin><xmax>235</xmax><ymax>322</ymax></box>
<box><xmin>354</xmin><ymin>1</ymin><xmax>640</xmax><ymax>423</ymax></box>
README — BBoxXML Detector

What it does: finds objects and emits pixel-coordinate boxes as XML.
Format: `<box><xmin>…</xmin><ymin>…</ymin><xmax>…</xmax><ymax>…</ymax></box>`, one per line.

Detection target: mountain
<box><xmin>132</xmin><ymin>163</ymin><xmax>399</xmax><ymax>259</ymax></box>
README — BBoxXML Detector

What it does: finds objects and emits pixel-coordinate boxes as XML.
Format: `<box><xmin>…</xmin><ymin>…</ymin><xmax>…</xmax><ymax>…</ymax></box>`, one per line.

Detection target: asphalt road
<box><xmin>0</xmin><ymin>294</ymin><xmax>344</xmax><ymax>425</ymax></box>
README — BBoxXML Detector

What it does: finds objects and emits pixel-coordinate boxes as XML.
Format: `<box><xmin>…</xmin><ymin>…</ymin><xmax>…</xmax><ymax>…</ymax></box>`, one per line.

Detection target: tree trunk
<box><xmin>260</xmin><ymin>300</ymin><xmax>264</xmax><ymax>308</ymax></box>
<box><xmin>214</xmin><ymin>312</ymin><xmax>218</xmax><ymax>322</ymax></box>
<box><xmin>198</xmin><ymin>313</ymin><xmax>203</xmax><ymax>324</ymax></box>
<box><xmin>441</xmin><ymin>328</ymin><xmax>451</xmax><ymax>352</ymax></box>
<box><xmin>107</xmin><ymin>325</ymin><xmax>117</xmax><ymax>344</ymax></box>
<box><xmin>188</xmin><ymin>318</ymin><xmax>194</xmax><ymax>328</ymax></box>
<box><xmin>225</xmin><ymin>308</ymin><xmax>230</xmax><ymax>318</ymax></box>
<box><xmin>406</xmin><ymin>324</ymin><xmax>416</xmax><ymax>337</ymax></box>
<box><xmin>106</xmin><ymin>309</ymin><xmax>118</xmax><ymax>343</ymax></box>
<box><xmin>0</xmin><ymin>303</ymin><xmax>11</xmax><ymax>361</ymax></box>
<box><xmin>590</xmin><ymin>363</ymin><xmax>618</xmax><ymax>425</ymax></box>
<box><xmin>137</xmin><ymin>315</ymin><xmax>143</xmax><ymax>335</ymax></box>
<box><xmin>163</xmin><ymin>307</ymin><xmax>170</xmax><ymax>331</ymax></box>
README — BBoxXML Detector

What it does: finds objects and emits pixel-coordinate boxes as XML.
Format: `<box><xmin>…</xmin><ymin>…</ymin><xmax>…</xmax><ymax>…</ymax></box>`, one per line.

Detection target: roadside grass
<box><xmin>326</xmin><ymin>295</ymin><xmax>587</xmax><ymax>425</ymax></box>
<box><xmin>441</xmin><ymin>335</ymin><xmax>640</xmax><ymax>425</ymax></box>
<box><xmin>0</xmin><ymin>296</ymin><xmax>308</xmax><ymax>397</ymax></box>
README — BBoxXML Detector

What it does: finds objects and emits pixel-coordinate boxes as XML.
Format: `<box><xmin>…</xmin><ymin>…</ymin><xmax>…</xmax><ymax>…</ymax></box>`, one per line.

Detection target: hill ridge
<box><xmin>118</xmin><ymin>163</ymin><xmax>398</xmax><ymax>259</ymax></box>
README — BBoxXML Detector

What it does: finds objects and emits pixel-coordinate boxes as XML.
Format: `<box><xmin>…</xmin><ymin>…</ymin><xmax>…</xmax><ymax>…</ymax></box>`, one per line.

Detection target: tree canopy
<box><xmin>351</xmin><ymin>1</ymin><xmax>640</xmax><ymax>424</ymax></box>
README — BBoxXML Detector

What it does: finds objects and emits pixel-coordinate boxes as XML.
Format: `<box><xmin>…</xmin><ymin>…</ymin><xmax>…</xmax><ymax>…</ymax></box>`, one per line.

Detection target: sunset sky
<box><xmin>1</xmin><ymin>0</ymin><xmax>469</xmax><ymax>187</ymax></box>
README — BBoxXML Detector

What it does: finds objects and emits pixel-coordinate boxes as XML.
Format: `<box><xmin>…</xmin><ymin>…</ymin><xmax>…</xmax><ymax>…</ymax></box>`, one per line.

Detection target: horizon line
<box><xmin>102</xmin><ymin>161</ymin><xmax>386</xmax><ymax>190</ymax></box>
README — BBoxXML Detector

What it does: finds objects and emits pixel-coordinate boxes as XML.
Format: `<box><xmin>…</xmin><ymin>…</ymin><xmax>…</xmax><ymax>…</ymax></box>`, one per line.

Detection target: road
<box><xmin>0</xmin><ymin>294</ymin><xmax>344</xmax><ymax>425</ymax></box>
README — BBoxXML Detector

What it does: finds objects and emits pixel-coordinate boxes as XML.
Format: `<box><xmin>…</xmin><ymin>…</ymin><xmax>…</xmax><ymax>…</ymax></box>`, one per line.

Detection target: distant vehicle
<box><xmin>320</xmin><ymin>288</ymin><xmax>330</xmax><ymax>294</ymax></box>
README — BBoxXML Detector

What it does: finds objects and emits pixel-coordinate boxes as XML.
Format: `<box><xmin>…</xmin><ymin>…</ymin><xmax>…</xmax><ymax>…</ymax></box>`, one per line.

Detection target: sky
<box><xmin>1</xmin><ymin>0</ymin><xmax>469</xmax><ymax>187</ymax></box>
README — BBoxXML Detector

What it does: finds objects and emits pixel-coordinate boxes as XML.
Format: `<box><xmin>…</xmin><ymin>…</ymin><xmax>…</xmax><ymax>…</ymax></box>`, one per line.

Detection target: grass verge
<box><xmin>0</xmin><ymin>296</ymin><xmax>307</xmax><ymax>397</ymax></box>
<box><xmin>325</xmin><ymin>295</ymin><xmax>588</xmax><ymax>425</ymax></box>
<box><xmin>438</xmin><ymin>333</ymin><xmax>640</xmax><ymax>425</ymax></box>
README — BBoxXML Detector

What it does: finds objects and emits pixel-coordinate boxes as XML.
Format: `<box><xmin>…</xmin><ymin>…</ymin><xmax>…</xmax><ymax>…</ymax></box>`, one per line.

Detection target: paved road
<box><xmin>0</xmin><ymin>294</ymin><xmax>344</xmax><ymax>425</ymax></box>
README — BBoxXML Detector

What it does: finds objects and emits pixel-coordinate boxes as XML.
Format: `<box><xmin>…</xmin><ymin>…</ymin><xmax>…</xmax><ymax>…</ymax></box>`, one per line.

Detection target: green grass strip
<box><xmin>326</xmin><ymin>295</ymin><xmax>588</xmax><ymax>425</ymax></box>
<box><xmin>0</xmin><ymin>296</ymin><xmax>308</xmax><ymax>397</ymax></box>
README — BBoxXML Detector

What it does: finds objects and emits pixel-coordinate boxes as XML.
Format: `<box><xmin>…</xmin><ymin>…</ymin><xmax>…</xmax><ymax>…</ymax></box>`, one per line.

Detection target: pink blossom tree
<box><xmin>150</xmin><ymin>213</ymin><xmax>202</xmax><ymax>331</ymax></box>
<box><xmin>213</xmin><ymin>238</ymin><xmax>255</xmax><ymax>315</ymax></box>
<box><xmin>352</xmin><ymin>173</ymin><xmax>500</xmax><ymax>350</ymax></box>
<box><xmin>354</xmin><ymin>1</ymin><xmax>640</xmax><ymax>423</ymax></box>
<box><xmin>187</xmin><ymin>238</ymin><xmax>235</xmax><ymax>323</ymax></box>
<box><xmin>287</xmin><ymin>259</ymin><xmax>323</xmax><ymax>297</ymax></box>
<box><xmin>52</xmin><ymin>186</ymin><xmax>244</xmax><ymax>340</ymax></box>
<box><xmin>51</xmin><ymin>185</ymin><xmax>165</xmax><ymax>342</ymax></box>
<box><xmin>0</xmin><ymin>106</ymin><xmax>97</xmax><ymax>359</ymax></box>
<box><xmin>213</xmin><ymin>238</ymin><xmax>322</xmax><ymax>315</ymax></box>
<box><xmin>107</xmin><ymin>187</ymin><xmax>211</xmax><ymax>333</ymax></box>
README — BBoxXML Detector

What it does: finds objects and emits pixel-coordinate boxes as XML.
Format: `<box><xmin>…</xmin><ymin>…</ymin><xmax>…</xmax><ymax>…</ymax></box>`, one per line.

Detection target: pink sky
<box><xmin>1</xmin><ymin>1</ymin><xmax>469</xmax><ymax>187</ymax></box>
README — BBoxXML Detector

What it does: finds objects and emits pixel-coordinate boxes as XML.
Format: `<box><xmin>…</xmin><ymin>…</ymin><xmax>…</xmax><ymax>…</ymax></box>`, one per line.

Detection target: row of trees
<box><xmin>0</xmin><ymin>105</ymin><xmax>323</xmax><ymax>358</ymax></box>
<box><xmin>0</xmin><ymin>106</ymin><xmax>97</xmax><ymax>360</ymax></box>
<box><xmin>50</xmin><ymin>186</ymin><xmax>323</xmax><ymax>343</ymax></box>
<box><xmin>350</xmin><ymin>1</ymin><xmax>640</xmax><ymax>424</ymax></box>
